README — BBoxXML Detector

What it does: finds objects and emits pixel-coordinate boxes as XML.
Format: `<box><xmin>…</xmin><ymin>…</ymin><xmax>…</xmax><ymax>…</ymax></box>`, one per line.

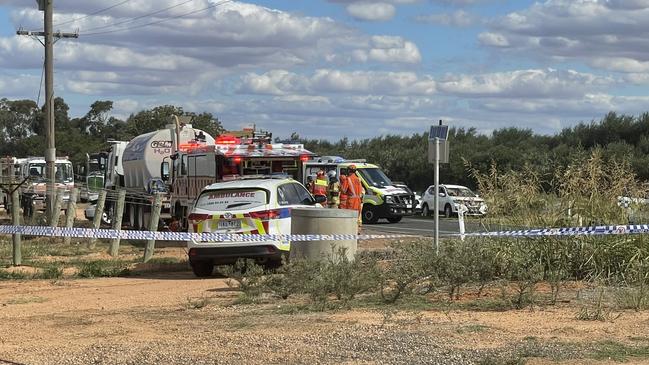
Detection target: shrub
<box><xmin>77</xmin><ymin>260</ymin><xmax>131</xmax><ymax>278</ymax></box>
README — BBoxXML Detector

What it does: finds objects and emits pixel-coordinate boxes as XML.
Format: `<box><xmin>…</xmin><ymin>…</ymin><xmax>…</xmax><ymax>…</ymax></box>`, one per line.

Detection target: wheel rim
<box><xmin>422</xmin><ymin>205</ymin><xmax>429</xmax><ymax>216</ymax></box>
<box><xmin>445</xmin><ymin>205</ymin><xmax>451</xmax><ymax>216</ymax></box>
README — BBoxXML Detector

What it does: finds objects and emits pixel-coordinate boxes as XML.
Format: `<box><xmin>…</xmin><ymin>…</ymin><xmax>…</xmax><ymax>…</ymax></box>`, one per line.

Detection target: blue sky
<box><xmin>1</xmin><ymin>0</ymin><xmax>649</xmax><ymax>140</ymax></box>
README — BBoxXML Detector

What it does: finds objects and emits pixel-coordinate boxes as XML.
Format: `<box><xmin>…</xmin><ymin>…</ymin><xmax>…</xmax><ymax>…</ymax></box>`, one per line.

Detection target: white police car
<box><xmin>187</xmin><ymin>177</ymin><xmax>325</xmax><ymax>277</ymax></box>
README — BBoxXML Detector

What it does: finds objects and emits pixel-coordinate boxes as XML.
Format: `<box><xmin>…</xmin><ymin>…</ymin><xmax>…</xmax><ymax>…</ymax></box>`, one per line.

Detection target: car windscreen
<box><xmin>195</xmin><ymin>189</ymin><xmax>268</xmax><ymax>211</ymax></box>
<box><xmin>447</xmin><ymin>187</ymin><xmax>476</xmax><ymax>198</ymax></box>
<box><xmin>357</xmin><ymin>168</ymin><xmax>392</xmax><ymax>188</ymax></box>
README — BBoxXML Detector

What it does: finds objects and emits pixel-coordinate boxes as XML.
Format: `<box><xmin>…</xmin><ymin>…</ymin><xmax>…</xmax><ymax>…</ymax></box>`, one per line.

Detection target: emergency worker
<box><xmin>306</xmin><ymin>175</ymin><xmax>314</xmax><ymax>193</ymax></box>
<box><xmin>338</xmin><ymin>173</ymin><xmax>348</xmax><ymax>209</ymax></box>
<box><xmin>327</xmin><ymin>170</ymin><xmax>340</xmax><ymax>208</ymax></box>
<box><xmin>312</xmin><ymin>169</ymin><xmax>328</xmax><ymax>205</ymax></box>
<box><xmin>343</xmin><ymin>165</ymin><xmax>364</xmax><ymax>227</ymax></box>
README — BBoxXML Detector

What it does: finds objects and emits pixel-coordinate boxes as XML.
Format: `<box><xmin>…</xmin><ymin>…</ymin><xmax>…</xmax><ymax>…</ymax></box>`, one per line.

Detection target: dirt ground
<box><xmin>1</xmin><ymin>269</ymin><xmax>649</xmax><ymax>365</ymax></box>
<box><xmin>2</xmin><ymin>209</ymin><xmax>649</xmax><ymax>364</ymax></box>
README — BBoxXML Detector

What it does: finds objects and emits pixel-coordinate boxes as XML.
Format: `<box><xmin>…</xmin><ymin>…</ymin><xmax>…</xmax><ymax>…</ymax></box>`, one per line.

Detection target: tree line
<box><xmin>2</xmin><ymin>97</ymin><xmax>648</xmax><ymax>192</ymax></box>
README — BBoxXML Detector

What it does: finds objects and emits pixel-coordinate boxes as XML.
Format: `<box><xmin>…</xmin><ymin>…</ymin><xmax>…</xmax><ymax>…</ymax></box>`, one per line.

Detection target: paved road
<box><xmin>362</xmin><ymin>215</ymin><xmax>487</xmax><ymax>237</ymax></box>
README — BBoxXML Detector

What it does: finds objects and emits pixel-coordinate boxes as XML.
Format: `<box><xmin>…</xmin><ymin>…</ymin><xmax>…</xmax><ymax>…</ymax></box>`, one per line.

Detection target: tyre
<box><xmin>444</xmin><ymin>204</ymin><xmax>453</xmax><ymax>218</ymax></box>
<box><xmin>191</xmin><ymin>261</ymin><xmax>214</xmax><ymax>277</ymax></box>
<box><xmin>387</xmin><ymin>216</ymin><xmax>402</xmax><ymax>223</ymax></box>
<box><xmin>362</xmin><ymin>205</ymin><xmax>379</xmax><ymax>224</ymax></box>
<box><xmin>421</xmin><ymin>204</ymin><xmax>430</xmax><ymax>217</ymax></box>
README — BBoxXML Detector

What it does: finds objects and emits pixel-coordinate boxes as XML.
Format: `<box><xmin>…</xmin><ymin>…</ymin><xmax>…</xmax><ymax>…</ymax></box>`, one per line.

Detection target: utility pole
<box><xmin>17</xmin><ymin>0</ymin><xmax>78</xmax><ymax>223</ymax></box>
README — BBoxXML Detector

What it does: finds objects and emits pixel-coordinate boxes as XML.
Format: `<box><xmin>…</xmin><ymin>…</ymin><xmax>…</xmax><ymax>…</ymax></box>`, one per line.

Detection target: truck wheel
<box><xmin>444</xmin><ymin>204</ymin><xmax>453</xmax><ymax>218</ymax></box>
<box><xmin>191</xmin><ymin>261</ymin><xmax>214</xmax><ymax>277</ymax></box>
<box><xmin>421</xmin><ymin>204</ymin><xmax>430</xmax><ymax>217</ymax></box>
<box><xmin>362</xmin><ymin>205</ymin><xmax>379</xmax><ymax>224</ymax></box>
<box><xmin>387</xmin><ymin>216</ymin><xmax>402</xmax><ymax>223</ymax></box>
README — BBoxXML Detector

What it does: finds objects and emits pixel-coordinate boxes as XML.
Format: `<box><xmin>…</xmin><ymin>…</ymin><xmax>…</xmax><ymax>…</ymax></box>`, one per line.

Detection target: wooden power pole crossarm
<box><xmin>16</xmin><ymin>29</ymin><xmax>79</xmax><ymax>39</ymax></box>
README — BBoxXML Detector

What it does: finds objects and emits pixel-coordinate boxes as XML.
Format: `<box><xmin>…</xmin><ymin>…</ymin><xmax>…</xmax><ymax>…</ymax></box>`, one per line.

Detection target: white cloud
<box><xmin>0</xmin><ymin>73</ymin><xmax>41</xmax><ymax>98</ymax></box>
<box><xmin>238</xmin><ymin>69</ymin><xmax>436</xmax><ymax>96</ymax></box>
<box><xmin>437</xmin><ymin>69</ymin><xmax>613</xmax><ymax>98</ymax></box>
<box><xmin>346</xmin><ymin>2</ymin><xmax>396</xmax><ymax>21</ymax></box>
<box><xmin>415</xmin><ymin>10</ymin><xmax>478</xmax><ymax>27</ymax></box>
<box><xmin>360</xmin><ymin>36</ymin><xmax>422</xmax><ymax>63</ymax></box>
<box><xmin>477</xmin><ymin>32</ymin><xmax>509</xmax><ymax>47</ymax></box>
<box><xmin>479</xmin><ymin>0</ymin><xmax>649</xmax><ymax>73</ymax></box>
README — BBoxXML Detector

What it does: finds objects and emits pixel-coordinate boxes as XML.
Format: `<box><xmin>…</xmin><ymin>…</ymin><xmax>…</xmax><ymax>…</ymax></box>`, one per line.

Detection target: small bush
<box><xmin>219</xmin><ymin>259</ymin><xmax>266</xmax><ymax>301</ymax></box>
<box><xmin>36</xmin><ymin>264</ymin><xmax>64</xmax><ymax>279</ymax></box>
<box><xmin>77</xmin><ymin>260</ymin><xmax>131</xmax><ymax>278</ymax></box>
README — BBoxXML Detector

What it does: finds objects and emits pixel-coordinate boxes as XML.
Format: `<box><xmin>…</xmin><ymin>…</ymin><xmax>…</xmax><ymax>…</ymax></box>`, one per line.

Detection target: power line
<box><xmin>83</xmin><ymin>0</ymin><xmax>233</xmax><ymax>36</ymax></box>
<box><xmin>54</xmin><ymin>0</ymin><xmax>131</xmax><ymax>27</ymax></box>
<box><xmin>81</xmin><ymin>0</ymin><xmax>196</xmax><ymax>33</ymax></box>
<box><xmin>36</xmin><ymin>60</ymin><xmax>45</xmax><ymax>106</ymax></box>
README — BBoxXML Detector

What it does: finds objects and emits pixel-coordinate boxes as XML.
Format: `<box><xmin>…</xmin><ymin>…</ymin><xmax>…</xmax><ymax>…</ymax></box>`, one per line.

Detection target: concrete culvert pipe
<box><xmin>289</xmin><ymin>208</ymin><xmax>358</xmax><ymax>263</ymax></box>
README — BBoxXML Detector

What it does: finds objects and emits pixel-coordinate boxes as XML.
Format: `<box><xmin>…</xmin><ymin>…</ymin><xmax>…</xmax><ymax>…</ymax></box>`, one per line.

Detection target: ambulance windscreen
<box><xmin>195</xmin><ymin>189</ymin><xmax>267</xmax><ymax>211</ymax></box>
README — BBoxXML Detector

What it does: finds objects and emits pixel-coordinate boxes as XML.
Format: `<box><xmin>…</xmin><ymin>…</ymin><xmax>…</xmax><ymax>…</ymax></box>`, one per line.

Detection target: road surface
<box><xmin>362</xmin><ymin>215</ymin><xmax>487</xmax><ymax>237</ymax></box>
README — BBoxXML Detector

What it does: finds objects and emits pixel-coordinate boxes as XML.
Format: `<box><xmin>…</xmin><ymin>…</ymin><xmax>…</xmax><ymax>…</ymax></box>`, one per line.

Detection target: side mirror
<box><xmin>314</xmin><ymin>195</ymin><xmax>327</xmax><ymax>204</ymax></box>
<box><xmin>160</xmin><ymin>161</ymin><xmax>170</xmax><ymax>182</ymax></box>
<box><xmin>439</xmin><ymin>192</ymin><xmax>446</xmax><ymax>197</ymax></box>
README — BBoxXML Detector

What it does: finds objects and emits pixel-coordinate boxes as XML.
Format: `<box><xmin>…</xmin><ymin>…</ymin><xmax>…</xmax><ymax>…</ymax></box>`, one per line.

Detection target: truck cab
<box><xmin>303</xmin><ymin>157</ymin><xmax>415</xmax><ymax>223</ymax></box>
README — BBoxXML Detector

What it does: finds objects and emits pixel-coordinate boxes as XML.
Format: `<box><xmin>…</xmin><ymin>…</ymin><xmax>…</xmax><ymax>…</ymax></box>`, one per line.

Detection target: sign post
<box><xmin>428</xmin><ymin>121</ymin><xmax>449</xmax><ymax>255</ymax></box>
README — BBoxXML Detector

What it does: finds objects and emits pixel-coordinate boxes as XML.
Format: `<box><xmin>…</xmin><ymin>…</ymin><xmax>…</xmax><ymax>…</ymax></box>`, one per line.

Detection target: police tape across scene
<box><xmin>0</xmin><ymin>224</ymin><xmax>648</xmax><ymax>242</ymax></box>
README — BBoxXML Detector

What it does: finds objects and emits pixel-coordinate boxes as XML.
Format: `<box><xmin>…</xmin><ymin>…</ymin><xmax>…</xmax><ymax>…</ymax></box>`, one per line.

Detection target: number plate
<box><xmin>218</xmin><ymin>219</ymin><xmax>241</xmax><ymax>230</ymax></box>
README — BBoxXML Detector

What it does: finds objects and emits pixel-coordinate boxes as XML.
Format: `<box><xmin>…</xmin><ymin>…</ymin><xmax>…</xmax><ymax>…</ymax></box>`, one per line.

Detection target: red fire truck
<box><xmin>166</xmin><ymin>130</ymin><xmax>315</xmax><ymax>230</ymax></box>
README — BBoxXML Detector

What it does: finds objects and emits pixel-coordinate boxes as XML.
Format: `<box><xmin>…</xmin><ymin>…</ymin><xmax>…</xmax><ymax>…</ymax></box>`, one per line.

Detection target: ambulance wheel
<box><xmin>191</xmin><ymin>261</ymin><xmax>214</xmax><ymax>277</ymax></box>
<box><xmin>362</xmin><ymin>205</ymin><xmax>378</xmax><ymax>224</ymax></box>
<box><xmin>444</xmin><ymin>204</ymin><xmax>454</xmax><ymax>218</ymax></box>
<box><xmin>387</xmin><ymin>216</ymin><xmax>402</xmax><ymax>223</ymax></box>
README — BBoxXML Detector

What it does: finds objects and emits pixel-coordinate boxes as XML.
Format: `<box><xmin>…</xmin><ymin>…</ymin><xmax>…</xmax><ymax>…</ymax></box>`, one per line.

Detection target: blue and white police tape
<box><xmin>1</xmin><ymin>223</ymin><xmax>649</xmax><ymax>242</ymax></box>
<box><xmin>452</xmin><ymin>224</ymin><xmax>648</xmax><ymax>237</ymax></box>
<box><xmin>0</xmin><ymin>225</ymin><xmax>411</xmax><ymax>242</ymax></box>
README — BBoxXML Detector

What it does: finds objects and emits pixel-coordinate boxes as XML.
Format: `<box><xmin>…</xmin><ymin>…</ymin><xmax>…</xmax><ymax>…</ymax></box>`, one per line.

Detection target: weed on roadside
<box><xmin>77</xmin><ymin>260</ymin><xmax>131</xmax><ymax>278</ymax></box>
<box><xmin>184</xmin><ymin>295</ymin><xmax>212</xmax><ymax>309</ymax></box>
<box><xmin>591</xmin><ymin>340</ymin><xmax>649</xmax><ymax>362</ymax></box>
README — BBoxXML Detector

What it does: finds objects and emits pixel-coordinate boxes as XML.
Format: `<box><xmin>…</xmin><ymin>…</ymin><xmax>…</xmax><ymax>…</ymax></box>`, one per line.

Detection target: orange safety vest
<box><xmin>345</xmin><ymin>173</ymin><xmax>363</xmax><ymax>211</ymax></box>
<box><xmin>339</xmin><ymin>175</ymin><xmax>348</xmax><ymax>209</ymax></box>
<box><xmin>313</xmin><ymin>177</ymin><xmax>328</xmax><ymax>203</ymax></box>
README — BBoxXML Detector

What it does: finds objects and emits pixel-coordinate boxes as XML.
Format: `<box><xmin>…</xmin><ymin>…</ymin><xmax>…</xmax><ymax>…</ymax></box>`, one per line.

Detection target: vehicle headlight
<box><xmin>385</xmin><ymin>195</ymin><xmax>394</xmax><ymax>204</ymax></box>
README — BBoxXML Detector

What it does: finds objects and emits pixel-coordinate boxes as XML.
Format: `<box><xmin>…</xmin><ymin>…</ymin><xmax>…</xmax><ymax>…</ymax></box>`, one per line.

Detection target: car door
<box><xmin>275</xmin><ymin>182</ymin><xmax>317</xmax><ymax>235</ymax></box>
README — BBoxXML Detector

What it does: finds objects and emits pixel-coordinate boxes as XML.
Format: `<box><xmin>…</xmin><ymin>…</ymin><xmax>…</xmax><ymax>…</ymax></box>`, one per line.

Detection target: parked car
<box><xmin>420</xmin><ymin>184</ymin><xmax>487</xmax><ymax>217</ymax></box>
<box><xmin>186</xmin><ymin>177</ymin><xmax>325</xmax><ymax>277</ymax></box>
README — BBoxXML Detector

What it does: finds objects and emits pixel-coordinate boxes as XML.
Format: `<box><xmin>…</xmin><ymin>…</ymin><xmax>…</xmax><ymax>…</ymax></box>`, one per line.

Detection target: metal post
<box><xmin>109</xmin><ymin>189</ymin><xmax>126</xmax><ymax>257</ymax></box>
<box><xmin>143</xmin><ymin>193</ymin><xmax>163</xmax><ymax>263</ymax></box>
<box><xmin>63</xmin><ymin>188</ymin><xmax>78</xmax><ymax>244</ymax></box>
<box><xmin>89</xmin><ymin>190</ymin><xmax>106</xmax><ymax>248</ymax></box>
<box><xmin>44</xmin><ymin>0</ymin><xmax>56</xmax><ymax>223</ymax></box>
<box><xmin>11</xmin><ymin>178</ymin><xmax>22</xmax><ymax>266</ymax></box>
<box><xmin>434</xmin><ymin>137</ymin><xmax>440</xmax><ymax>255</ymax></box>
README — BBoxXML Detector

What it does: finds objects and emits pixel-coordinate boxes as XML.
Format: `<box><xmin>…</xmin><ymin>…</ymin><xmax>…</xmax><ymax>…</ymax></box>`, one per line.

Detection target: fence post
<box><xmin>143</xmin><ymin>193</ymin><xmax>163</xmax><ymax>263</ymax></box>
<box><xmin>89</xmin><ymin>190</ymin><xmax>107</xmax><ymax>249</ymax></box>
<box><xmin>109</xmin><ymin>189</ymin><xmax>126</xmax><ymax>257</ymax></box>
<box><xmin>50</xmin><ymin>188</ymin><xmax>64</xmax><ymax>227</ymax></box>
<box><xmin>11</xmin><ymin>180</ymin><xmax>22</xmax><ymax>266</ymax></box>
<box><xmin>63</xmin><ymin>188</ymin><xmax>78</xmax><ymax>245</ymax></box>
